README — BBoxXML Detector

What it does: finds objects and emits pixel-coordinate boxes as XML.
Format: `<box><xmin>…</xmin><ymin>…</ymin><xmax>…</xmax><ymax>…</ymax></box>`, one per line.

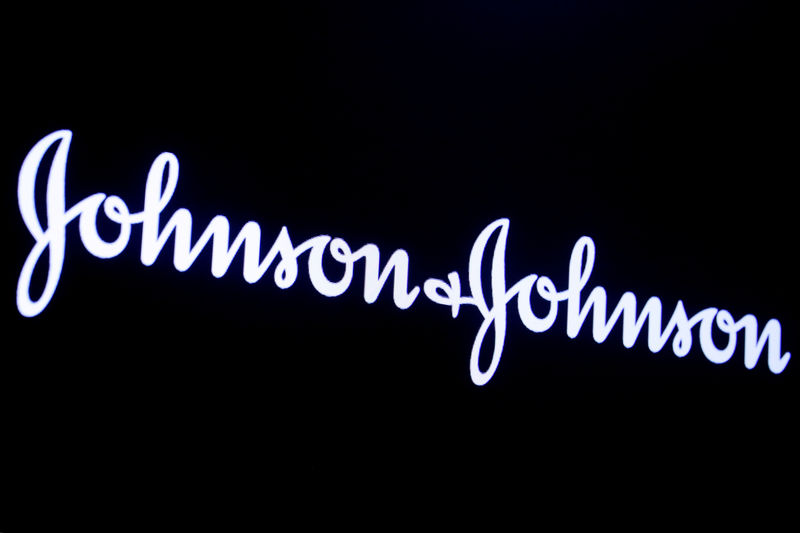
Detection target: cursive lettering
<box><xmin>17</xmin><ymin>130</ymin><xmax>790</xmax><ymax>384</ymax></box>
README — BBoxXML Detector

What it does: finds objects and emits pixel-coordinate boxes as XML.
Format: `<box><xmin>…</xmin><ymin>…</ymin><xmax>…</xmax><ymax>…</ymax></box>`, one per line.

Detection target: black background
<box><xmin>2</xmin><ymin>1</ymin><xmax>797</xmax><ymax>527</ymax></box>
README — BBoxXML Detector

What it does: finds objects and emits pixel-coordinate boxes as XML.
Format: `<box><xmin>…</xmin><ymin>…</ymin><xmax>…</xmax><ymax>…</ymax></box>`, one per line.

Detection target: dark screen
<box><xmin>2</xmin><ymin>1</ymin><xmax>796</xmax><ymax>526</ymax></box>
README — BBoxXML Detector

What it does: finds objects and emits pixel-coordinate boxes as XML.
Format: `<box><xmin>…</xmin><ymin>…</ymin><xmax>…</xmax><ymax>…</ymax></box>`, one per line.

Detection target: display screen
<box><xmin>3</xmin><ymin>1</ymin><xmax>795</xmax><ymax>524</ymax></box>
